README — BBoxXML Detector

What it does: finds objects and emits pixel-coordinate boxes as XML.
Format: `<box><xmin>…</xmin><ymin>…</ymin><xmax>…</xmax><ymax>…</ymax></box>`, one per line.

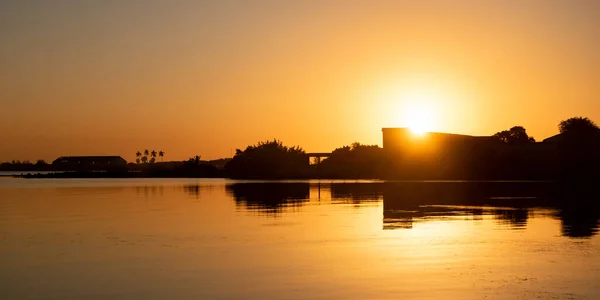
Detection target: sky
<box><xmin>1</xmin><ymin>0</ymin><xmax>600</xmax><ymax>162</ymax></box>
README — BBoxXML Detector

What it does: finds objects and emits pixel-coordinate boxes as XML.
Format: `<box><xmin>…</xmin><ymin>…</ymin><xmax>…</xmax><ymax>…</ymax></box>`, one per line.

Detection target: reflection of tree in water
<box><xmin>226</xmin><ymin>183</ymin><xmax>310</xmax><ymax>214</ymax></box>
<box><xmin>493</xmin><ymin>209</ymin><xmax>529</xmax><ymax>229</ymax></box>
<box><xmin>182</xmin><ymin>184</ymin><xmax>217</xmax><ymax>199</ymax></box>
<box><xmin>557</xmin><ymin>208</ymin><xmax>600</xmax><ymax>238</ymax></box>
<box><xmin>330</xmin><ymin>183</ymin><xmax>384</xmax><ymax>203</ymax></box>
<box><xmin>551</xmin><ymin>186</ymin><xmax>600</xmax><ymax>238</ymax></box>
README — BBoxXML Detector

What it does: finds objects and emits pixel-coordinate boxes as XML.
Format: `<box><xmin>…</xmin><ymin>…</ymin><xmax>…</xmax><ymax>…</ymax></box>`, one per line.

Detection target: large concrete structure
<box><xmin>382</xmin><ymin>128</ymin><xmax>491</xmax><ymax>154</ymax></box>
<box><xmin>381</xmin><ymin>128</ymin><xmax>499</xmax><ymax>178</ymax></box>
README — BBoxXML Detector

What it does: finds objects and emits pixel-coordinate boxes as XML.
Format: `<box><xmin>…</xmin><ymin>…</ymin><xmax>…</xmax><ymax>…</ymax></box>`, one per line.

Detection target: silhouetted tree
<box><xmin>159</xmin><ymin>151</ymin><xmax>165</xmax><ymax>162</ymax></box>
<box><xmin>559</xmin><ymin>117</ymin><xmax>599</xmax><ymax>137</ymax></box>
<box><xmin>141</xmin><ymin>156</ymin><xmax>148</xmax><ymax>164</ymax></box>
<box><xmin>318</xmin><ymin>142</ymin><xmax>384</xmax><ymax>178</ymax></box>
<box><xmin>556</xmin><ymin>117</ymin><xmax>600</xmax><ymax>181</ymax></box>
<box><xmin>135</xmin><ymin>151</ymin><xmax>142</xmax><ymax>163</ymax></box>
<box><xmin>493</xmin><ymin>126</ymin><xmax>535</xmax><ymax>144</ymax></box>
<box><xmin>188</xmin><ymin>155</ymin><xmax>202</xmax><ymax>165</ymax></box>
<box><xmin>225</xmin><ymin>139</ymin><xmax>307</xmax><ymax>179</ymax></box>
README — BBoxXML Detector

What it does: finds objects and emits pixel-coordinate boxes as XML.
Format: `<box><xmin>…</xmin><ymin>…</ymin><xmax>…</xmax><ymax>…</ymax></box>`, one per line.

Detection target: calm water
<box><xmin>1</xmin><ymin>178</ymin><xmax>599</xmax><ymax>299</ymax></box>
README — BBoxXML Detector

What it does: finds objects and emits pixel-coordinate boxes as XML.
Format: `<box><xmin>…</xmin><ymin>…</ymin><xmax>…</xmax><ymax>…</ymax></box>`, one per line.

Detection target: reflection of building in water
<box><xmin>134</xmin><ymin>185</ymin><xmax>164</xmax><ymax>197</ymax></box>
<box><xmin>381</xmin><ymin>181</ymin><xmax>600</xmax><ymax>237</ymax></box>
<box><xmin>226</xmin><ymin>183</ymin><xmax>310</xmax><ymax>214</ymax></box>
<box><xmin>381</xmin><ymin>182</ymin><xmax>542</xmax><ymax>230</ymax></box>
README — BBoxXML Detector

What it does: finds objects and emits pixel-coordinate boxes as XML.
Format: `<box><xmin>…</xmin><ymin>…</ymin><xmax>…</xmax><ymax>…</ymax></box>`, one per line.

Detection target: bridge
<box><xmin>306</xmin><ymin>152</ymin><xmax>331</xmax><ymax>164</ymax></box>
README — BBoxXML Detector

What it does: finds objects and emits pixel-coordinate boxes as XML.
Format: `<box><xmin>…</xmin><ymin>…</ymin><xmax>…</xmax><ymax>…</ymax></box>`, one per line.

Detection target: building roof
<box><xmin>542</xmin><ymin>133</ymin><xmax>564</xmax><ymax>143</ymax></box>
<box><xmin>381</xmin><ymin>127</ymin><xmax>490</xmax><ymax>139</ymax></box>
<box><xmin>53</xmin><ymin>156</ymin><xmax>127</xmax><ymax>163</ymax></box>
<box><xmin>56</xmin><ymin>156</ymin><xmax>124</xmax><ymax>159</ymax></box>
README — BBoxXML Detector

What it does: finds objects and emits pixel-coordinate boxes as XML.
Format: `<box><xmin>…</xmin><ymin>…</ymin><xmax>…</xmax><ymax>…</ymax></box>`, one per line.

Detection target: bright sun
<box><xmin>404</xmin><ymin>101</ymin><xmax>437</xmax><ymax>135</ymax></box>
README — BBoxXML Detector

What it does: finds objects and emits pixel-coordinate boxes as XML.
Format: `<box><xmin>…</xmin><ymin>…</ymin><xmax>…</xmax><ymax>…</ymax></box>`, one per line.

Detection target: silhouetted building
<box><xmin>543</xmin><ymin>133</ymin><xmax>565</xmax><ymax>143</ymax></box>
<box><xmin>382</xmin><ymin>128</ymin><xmax>492</xmax><ymax>154</ymax></box>
<box><xmin>380</xmin><ymin>128</ymin><xmax>564</xmax><ymax>179</ymax></box>
<box><xmin>381</xmin><ymin>128</ymin><xmax>498</xmax><ymax>178</ymax></box>
<box><xmin>52</xmin><ymin>156</ymin><xmax>127</xmax><ymax>172</ymax></box>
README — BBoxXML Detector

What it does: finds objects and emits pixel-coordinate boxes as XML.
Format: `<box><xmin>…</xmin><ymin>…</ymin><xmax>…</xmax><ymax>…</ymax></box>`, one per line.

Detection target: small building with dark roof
<box><xmin>52</xmin><ymin>156</ymin><xmax>127</xmax><ymax>172</ymax></box>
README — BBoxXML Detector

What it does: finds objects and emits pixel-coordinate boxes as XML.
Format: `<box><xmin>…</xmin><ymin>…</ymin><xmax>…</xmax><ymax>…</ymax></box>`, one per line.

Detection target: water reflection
<box><xmin>557</xmin><ymin>207</ymin><xmax>600</xmax><ymax>238</ymax></box>
<box><xmin>382</xmin><ymin>182</ymin><xmax>600</xmax><ymax>238</ymax></box>
<box><xmin>329</xmin><ymin>182</ymin><xmax>383</xmax><ymax>201</ymax></box>
<box><xmin>134</xmin><ymin>185</ymin><xmax>164</xmax><ymax>197</ymax></box>
<box><xmin>381</xmin><ymin>182</ymin><xmax>537</xmax><ymax>230</ymax></box>
<box><xmin>2</xmin><ymin>179</ymin><xmax>600</xmax><ymax>299</ymax></box>
<box><xmin>182</xmin><ymin>184</ymin><xmax>218</xmax><ymax>199</ymax></box>
<box><xmin>494</xmin><ymin>208</ymin><xmax>529</xmax><ymax>229</ymax></box>
<box><xmin>226</xmin><ymin>183</ymin><xmax>309</xmax><ymax>214</ymax></box>
<box><xmin>224</xmin><ymin>181</ymin><xmax>600</xmax><ymax>238</ymax></box>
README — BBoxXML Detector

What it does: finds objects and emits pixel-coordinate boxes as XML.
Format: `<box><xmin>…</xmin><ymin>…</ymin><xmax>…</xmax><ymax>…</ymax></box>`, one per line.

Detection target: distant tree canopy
<box><xmin>492</xmin><ymin>126</ymin><xmax>535</xmax><ymax>144</ymax></box>
<box><xmin>0</xmin><ymin>160</ymin><xmax>50</xmax><ymax>171</ymax></box>
<box><xmin>558</xmin><ymin>117</ymin><xmax>600</xmax><ymax>138</ymax></box>
<box><xmin>318</xmin><ymin>142</ymin><xmax>384</xmax><ymax>178</ymax></box>
<box><xmin>225</xmin><ymin>139</ymin><xmax>308</xmax><ymax>179</ymax></box>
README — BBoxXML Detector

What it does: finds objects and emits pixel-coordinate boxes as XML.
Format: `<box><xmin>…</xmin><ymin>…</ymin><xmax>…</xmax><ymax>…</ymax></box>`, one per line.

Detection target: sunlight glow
<box><xmin>402</xmin><ymin>93</ymin><xmax>438</xmax><ymax>135</ymax></box>
<box><xmin>373</xmin><ymin>76</ymin><xmax>445</xmax><ymax>135</ymax></box>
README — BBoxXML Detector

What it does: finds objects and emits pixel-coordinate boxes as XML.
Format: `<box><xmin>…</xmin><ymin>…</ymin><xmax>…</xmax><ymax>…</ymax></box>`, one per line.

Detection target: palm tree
<box><xmin>141</xmin><ymin>156</ymin><xmax>148</xmax><ymax>164</ymax></box>
<box><xmin>144</xmin><ymin>149</ymin><xmax>149</xmax><ymax>156</ymax></box>
<box><xmin>135</xmin><ymin>151</ymin><xmax>142</xmax><ymax>164</ymax></box>
<box><xmin>136</xmin><ymin>158</ymin><xmax>141</xmax><ymax>164</ymax></box>
<box><xmin>151</xmin><ymin>150</ymin><xmax>157</xmax><ymax>159</ymax></box>
<box><xmin>158</xmin><ymin>151</ymin><xmax>165</xmax><ymax>162</ymax></box>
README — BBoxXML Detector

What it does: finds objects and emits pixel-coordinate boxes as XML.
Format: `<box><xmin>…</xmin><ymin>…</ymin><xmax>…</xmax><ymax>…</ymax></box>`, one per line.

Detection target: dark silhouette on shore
<box><xmin>316</xmin><ymin>143</ymin><xmax>385</xmax><ymax>179</ymax></box>
<box><xmin>492</xmin><ymin>126</ymin><xmax>536</xmax><ymax>144</ymax></box>
<box><xmin>0</xmin><ymin>160</ymin><xmax>51</xmax><ymax>172</ymax></box>
<box><xmin>8</xmin><ymin>116</ymin><xmax>600</xmax><ymax>183</ymax></box>
<box><xmin>224</xmin><ymin>139</ymin><xmax>308</xmax><ymax>179</ymax></box>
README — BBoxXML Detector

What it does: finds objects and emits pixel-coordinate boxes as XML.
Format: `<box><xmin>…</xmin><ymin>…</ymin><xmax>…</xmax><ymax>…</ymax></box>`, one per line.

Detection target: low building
<box><xmin>380</xmin><ymin>128</ymin><xmax>550</xmax><ymax>179</ymax></box>
<box><xmin>382</xmin><ymin>128</ymin><xmax>493</xmax><ymax>155</ymax></box>
<box><xmin>52</xmin><ymin>156</ymin><xmax>127</xmax><ymax>172</ymax></box>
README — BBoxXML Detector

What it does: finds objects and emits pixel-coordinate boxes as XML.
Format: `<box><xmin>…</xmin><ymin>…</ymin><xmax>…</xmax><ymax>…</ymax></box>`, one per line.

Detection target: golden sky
<box><xmin>1</xmin><ymin>0</ymin><xmax>600</xmax><ymax>161</ymax></box>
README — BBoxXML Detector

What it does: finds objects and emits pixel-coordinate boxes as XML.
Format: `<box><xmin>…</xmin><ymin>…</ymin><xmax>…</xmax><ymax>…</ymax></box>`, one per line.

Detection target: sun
<box><xmin>377</xmin><ymin>82</ymin><xmax>443</xmax><ymax>135</ymax></box>
<box><xmin>404</xmin><ymin>101</ymin><xmax>437</xmax><ymax>135</ymax></box>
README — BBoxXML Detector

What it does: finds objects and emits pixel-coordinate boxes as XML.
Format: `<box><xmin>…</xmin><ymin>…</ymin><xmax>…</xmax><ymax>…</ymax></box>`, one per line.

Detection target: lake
<box><xmin>1</xmin><ymin>178</ymin><xmax>599</xmax><ymax>299</ymax></box>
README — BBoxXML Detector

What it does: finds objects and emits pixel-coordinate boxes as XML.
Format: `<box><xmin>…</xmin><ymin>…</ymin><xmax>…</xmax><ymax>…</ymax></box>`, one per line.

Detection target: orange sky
<box><xmin>1</xmin><ymin>1</ymin><xmax>600</xmax><ymax>162</ymax></box>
